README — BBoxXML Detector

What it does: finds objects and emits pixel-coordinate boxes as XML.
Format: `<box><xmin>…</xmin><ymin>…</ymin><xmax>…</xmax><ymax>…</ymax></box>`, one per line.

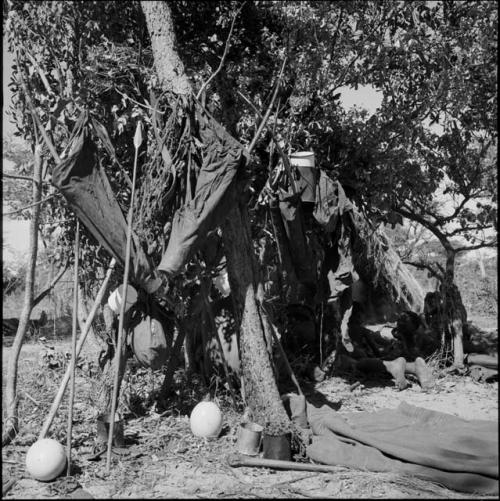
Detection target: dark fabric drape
<box><xmin>51</xmin><ymin>112</ymin><xmax>152</xmax><ymax>287</ymax></box>
<box><xmin>158</xmin><ymin>103</ymin><xmax>247</xmax><ymax>276</ymax></box>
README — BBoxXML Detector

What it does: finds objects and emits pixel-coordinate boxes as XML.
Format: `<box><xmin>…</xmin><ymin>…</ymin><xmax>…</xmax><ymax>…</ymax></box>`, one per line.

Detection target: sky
<box><xmin>3</xmin><ymin>38</ymin><xmax>16</xmax><ymax>139</ymax></box>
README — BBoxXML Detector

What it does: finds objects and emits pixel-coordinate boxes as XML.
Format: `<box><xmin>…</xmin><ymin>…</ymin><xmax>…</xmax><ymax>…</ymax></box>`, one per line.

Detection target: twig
<box><xmin>248</xmin><ymin>57</ymin><xmax>287</xmax><ymax>154</ymax></box>
<box><xmin>33</xmin><ymin>257</ymin><xmax>69</xmax><ymax>307</ymax></box>
<box><xmin>196</xmin><ymin>2</ymin><xmax>246</xmax><ymax>100</ymax></box>
<box><xmin>2</xmin><ymin>479</ymin><xmax>17</xmax><ymax>496</ymax></box>
<box><xmin>349</xmin><ymin>381</ymin><xmax>361</xmax><ymax>392</ymax></box>
<box><xmin>16</xmin><ymin>50</ymin><xmax>61</xmax><ymax>164</ymax></box>
<box><xmin>24</xmin><ymin>49</ymin><xmax>54</xmax><ymax>96</ymax></box>
<box><xmin>115</xmin><ymin>88</ymin><xmax>165</xmax><ymax>115</ymax></box>
<box><xmin>237</xmin><ymin>89</ymin><xmax>297</xmax><ymax>194</ymax></box>
<box><xmin>3</xmin><ymin>173</ymin><xmax>45</xmax><ymax>183</ymax></box>
<box><xmin>3</xmin><ymin>195</ymin><xmax>55</xmax><ymax>217</ymax></box>
<box><xmin>21</xmin><ymin>391</ymin><xmax>40</xmax><ymax>406</ymax></box>
<box><xmin>271</xmin><ymin>472</ymin><xmax>322</xmax><ymax>488</ymax></box>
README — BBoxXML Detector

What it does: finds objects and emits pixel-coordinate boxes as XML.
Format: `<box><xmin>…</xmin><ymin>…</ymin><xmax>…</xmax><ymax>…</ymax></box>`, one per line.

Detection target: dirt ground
<box><xmin>2</xmin><ymin>323</ymin><xmax>498</xmax><ymax>499</ymax></box>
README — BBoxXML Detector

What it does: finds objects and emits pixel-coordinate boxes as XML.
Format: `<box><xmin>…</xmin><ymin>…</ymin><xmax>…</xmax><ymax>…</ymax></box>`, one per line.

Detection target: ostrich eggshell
<box><xmin>190</xmin><ymin>401</ymin><xmax>223</xmax><ymax>438</ymax></box>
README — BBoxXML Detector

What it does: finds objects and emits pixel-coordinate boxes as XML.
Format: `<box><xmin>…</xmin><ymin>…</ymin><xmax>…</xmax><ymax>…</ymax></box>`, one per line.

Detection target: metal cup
<box><xmin>236</xmin><ymin>422</ymin><xmax>263</xmax><ymax>456</ymax></box>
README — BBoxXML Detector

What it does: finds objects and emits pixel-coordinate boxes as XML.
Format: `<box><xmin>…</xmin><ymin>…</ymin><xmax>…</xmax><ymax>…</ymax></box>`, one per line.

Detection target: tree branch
<box><xmin>3</xmin><ymin>195</ymin><xmax>56</xmax><ymax>217</ymax></box>
<box><xmin>24</xmin><ymin>49</ymin><xmax>54</xmax><ymax>96</ymax></box>
<box><xmin>447</xmin><ymin>224</ymin><xmax>495</xmax><ymax>237</ymax></box>
<box><xmin>32</xmin><ymin>257</ymin><xmax>70</xmax><ymax>307</ymax></box>
<box><xmin>454</xmin><ymin>240</ymin><xmax>497</xmax><ymax>253</ymax></box>
<box><xmin>3</xmin><ymin>173</ymin><xmax>49</xmax><ymax>183</ymax></box>
<box><xmin>196</xmin><ymin>2</ymin><xmax>245</xmax><ymax>100</ymax></box>
<box><xmin>16</xmin><ymin>51</ymin><xmax>61</xmax><ymax>164</ymax></box>
<box><xmin>237</xmin><ymin>89</ymin><xmax>297</xmax><ymax>194</ymax></box>
<box><xmin>248</xmin><ymin>57</ymin><xmax>287</xmax><ymax>153</ymax></box>
<box><xmin>394</xmin><ymin>205</ymin><xmax>451</xmax><ymax>248</ymax></box>
<box><xmin>404</xmin><ymin>260</ymin><xmax>443</xmax><ymax>280</ymax></box>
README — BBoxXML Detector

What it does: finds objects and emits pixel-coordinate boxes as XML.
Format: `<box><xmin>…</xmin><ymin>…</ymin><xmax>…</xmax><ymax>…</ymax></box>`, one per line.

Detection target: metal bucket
<box><xmin>237</xmin><ymin>422</ymin><xmax>263</xmax><ymax>456</ymax></box>
<box><xmin>290</xmin><ymin>151</ymin><xmax>317</xmax><ymax>203</ymax></box>
<box><xmin>262</xmin><ymin>432</ymin><xmax>291</xmax><ymax>461</ymax></box>
<box><xmin>96</xmin><ymin>413</ymin><xmax>125</xmax><ymax>447</ymax></box>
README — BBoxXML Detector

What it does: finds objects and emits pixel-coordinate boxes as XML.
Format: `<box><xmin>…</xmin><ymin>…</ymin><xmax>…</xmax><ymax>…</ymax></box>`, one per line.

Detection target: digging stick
<box><xmin>38</xmin><ymin>258</ymin><xmax>116</xmax><ymax>440</ymax></box>
<box><xmin>106</xmin><ymin>122</ymin><xmax>142</xmax><ymax>473</ymax></box>
<box><xmin>227</xmin><ymin>453</ymin><xmax>340</xmax><ymax>473</ymax></box>
<box><xmin>66</xmin><ymin>219</ymin><xmax>80</xmax><ymax>475</ymax></box>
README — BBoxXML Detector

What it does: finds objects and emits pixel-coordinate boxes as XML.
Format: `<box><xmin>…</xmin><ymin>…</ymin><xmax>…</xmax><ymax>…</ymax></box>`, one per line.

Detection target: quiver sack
<box><xmin>128</xmin><ymin>313</ymin><xmax>169</xmax><ymax>370</ymax></box>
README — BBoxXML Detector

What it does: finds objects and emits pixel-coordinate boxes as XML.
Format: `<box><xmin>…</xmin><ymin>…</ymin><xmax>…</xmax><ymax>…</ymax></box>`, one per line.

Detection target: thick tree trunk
<box><xmin>223</xmin><ymin>205</ymin><xmax>290</xmax><ymax>432</ymax></box>
<box><xmin>141</xmin><ymin>0</ymin><xmax>290</xmax><ymax>430</ymax></box>
<box><xmin>2</xmin><ymin>144</ymin><xmax>43</xmax><ymax>446</ymax></box>
<box><xmin>140</xmin><ymin>1</ymin><xmax>191</xmax><ymax>96</ymax></box>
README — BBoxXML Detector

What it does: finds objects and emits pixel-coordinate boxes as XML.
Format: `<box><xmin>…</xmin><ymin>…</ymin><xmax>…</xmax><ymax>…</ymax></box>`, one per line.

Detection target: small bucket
<box><xmin>262</xmin><ymin>433</ymin><xmax>291</xmax><ymax>461</ymax></box>
<box><xmin>237</xmin><ymin>422</ymin><xmax>263</xmax><ymax>456</ymax></box>
<box><xmin>96</xmin><ymin>413</ymin><xmax>125</xmax><ymax>447</ymax></box>
<box><xmin>290</xmin><ymin>151</ymin><xmax>317</xmax><ymax>203</ymax></box>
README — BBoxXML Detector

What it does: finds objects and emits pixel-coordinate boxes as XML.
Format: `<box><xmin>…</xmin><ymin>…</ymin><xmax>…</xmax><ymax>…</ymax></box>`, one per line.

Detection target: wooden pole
<box><xmin>66</xmin><ymin>219</ymin><xmax>79</xmax><ymax>475</ymax></box>
<box><xmin>38</xmin><ymin>258</ymin><xmax>116</xmax><ymax>440</ymax></box>
<box><xmin>106</xmin><ymin>122</ymin><xmax>143</xmax><ymax>473</ymax></box>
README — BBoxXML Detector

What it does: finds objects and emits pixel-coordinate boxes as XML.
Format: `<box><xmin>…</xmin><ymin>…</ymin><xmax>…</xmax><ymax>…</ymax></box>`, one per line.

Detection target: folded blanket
<box><xmin>306</xmin><ymin>401</ymin><xmax>498</xmax><ymax>494</ymax></box>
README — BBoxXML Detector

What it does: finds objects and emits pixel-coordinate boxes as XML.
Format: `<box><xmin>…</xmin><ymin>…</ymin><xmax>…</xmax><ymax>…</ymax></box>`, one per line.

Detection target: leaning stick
<box><xmin>227</xmin><ymin>453</ymin><xmax>340</xmax><ymax>473</ymax></box>
<box><xmin>66</xmin><ymin>219</ymin><xmax>80</xmax><ymax>475</ymax></box>
<box><xmin>38</xmin><ymin>258</ymin><xmax>116</xmax><ymax>440</ymax></box>
<box><xmin>269</xmin><ymin>324</ymin><xmax>303</xmax><ymax>396</ymax></box>
<box><xmin>260</xmin><ymin>302</ymin><xmax>303</xmax><ymax>396</ymax></box>
<box><xmin>106</xmin><ymin>122</ymin><xmax>142</xmax><ymax>473</ymax></box>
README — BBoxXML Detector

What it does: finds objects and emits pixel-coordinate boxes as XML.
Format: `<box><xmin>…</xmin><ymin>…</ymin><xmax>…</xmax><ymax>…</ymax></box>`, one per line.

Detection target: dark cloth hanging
<box><xmin>51</xmin><ymin>111</ymin><xmax>153</xmax><ymax>287</ymax></box>
<box><xmin>158</xmin><ymin>102</ymin><xmax>247</xmax><ymax>276</ymax></box>
<box><xmin>278</xmin><ymin>190</ymin><xmax>316</xmax><ymax>289</ymax></box>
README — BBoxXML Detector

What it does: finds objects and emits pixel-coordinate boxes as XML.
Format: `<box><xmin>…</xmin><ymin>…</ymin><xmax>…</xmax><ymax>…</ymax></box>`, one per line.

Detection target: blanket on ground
<box><xmin>306</xmin><ymin>401</ymin><xmax>498</xmax><ymax>494</ymax></box>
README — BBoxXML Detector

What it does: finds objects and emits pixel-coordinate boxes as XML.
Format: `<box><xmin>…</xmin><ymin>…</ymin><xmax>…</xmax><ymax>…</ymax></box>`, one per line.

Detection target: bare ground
<box><xmin>2</xmin><ymin>325</ymin><xmax>498</xmax><ymax>499</ymax></box>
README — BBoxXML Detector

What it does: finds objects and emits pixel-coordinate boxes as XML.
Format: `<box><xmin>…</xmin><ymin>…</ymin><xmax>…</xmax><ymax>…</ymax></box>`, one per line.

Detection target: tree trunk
<box><xmin>141</xmin><ymin>0</ymin><xmax>290</xmax><ymax>431</ymax></box>
<box><xmin>140</xmin><ymin>1</ymin><xmax>191</xmax><ymax>96</ymax></box>
<box><xmin>441</xmin><ymin>250</ymin><xmax>466</xmax><ymax>367</ymax></box>
<box><xmin>223</xmin><ymin>205</ymin><xmax>290</xmax><ymax>432</ymax></box>
<box><xmin>2</xmin><ymin>144</ymin><xmax>43</xmax><ymax>446</ymax></box>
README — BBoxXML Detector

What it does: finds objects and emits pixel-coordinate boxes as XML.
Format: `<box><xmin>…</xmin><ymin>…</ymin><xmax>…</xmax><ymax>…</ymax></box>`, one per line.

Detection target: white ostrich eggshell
<box><xmin>26</xmin><ymin>438</ymin><xmax>67</xmax><ymax>481</ymax></box>
<box><xmin>190</xmin><ymin>401</ymin><xmax>223</xmax><ymax>438</ymax></box>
